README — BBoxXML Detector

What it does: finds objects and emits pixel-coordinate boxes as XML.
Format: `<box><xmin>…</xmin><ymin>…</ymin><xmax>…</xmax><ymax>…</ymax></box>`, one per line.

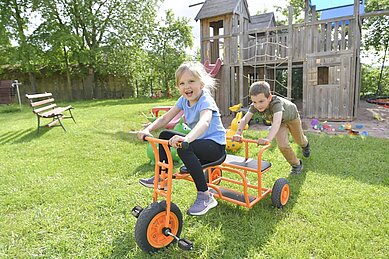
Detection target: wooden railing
<box><xmin>239</xmin><ymin>15</ymin><xmax>357</xmax><ymax>64</ymax></box>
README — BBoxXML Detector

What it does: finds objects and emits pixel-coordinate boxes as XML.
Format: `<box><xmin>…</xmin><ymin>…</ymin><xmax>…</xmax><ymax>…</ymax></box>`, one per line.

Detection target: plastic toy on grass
<box><xmin>226</xmin><ymin>111</ymin><xmax>248</xmax><ymax>152</ymax></box>
<box><xmin>133</xmin><ymin>136</ymin><xmax>290</xmax><ymax>253</ymax></box>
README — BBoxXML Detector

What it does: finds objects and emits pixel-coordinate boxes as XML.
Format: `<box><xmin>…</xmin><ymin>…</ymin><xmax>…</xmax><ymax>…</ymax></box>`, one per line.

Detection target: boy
<box><xmin>233</xmin><ymin>81</ymin><xmax>310</xmax><ymax>175</ymax></box>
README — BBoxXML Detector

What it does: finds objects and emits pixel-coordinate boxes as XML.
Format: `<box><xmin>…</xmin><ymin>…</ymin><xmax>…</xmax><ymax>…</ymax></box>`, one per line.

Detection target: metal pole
<box><xmin>12</xmin><ymin>80</ymin><xmax>22</xmax><ymax>111</ymax></box>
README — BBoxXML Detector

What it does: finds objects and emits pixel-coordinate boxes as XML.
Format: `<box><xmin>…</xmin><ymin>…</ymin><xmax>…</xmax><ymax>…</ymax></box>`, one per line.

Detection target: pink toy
<box><xmin>166</xmin><ymin>110</ymin><xmax>184</xmax><ymax>129</ymax></box>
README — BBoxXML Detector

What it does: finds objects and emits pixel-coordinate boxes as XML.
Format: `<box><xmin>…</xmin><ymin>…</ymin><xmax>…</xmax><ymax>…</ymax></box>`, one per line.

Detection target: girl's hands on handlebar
<box><xmin>168</xmin><ymin>135</ymin><xmax>186</xmax><ymax>148</ymax></box>
<box><xmin>137</xmin><ymin>129</ymin><xmax>153</xmax><ymax>140</ymax></box>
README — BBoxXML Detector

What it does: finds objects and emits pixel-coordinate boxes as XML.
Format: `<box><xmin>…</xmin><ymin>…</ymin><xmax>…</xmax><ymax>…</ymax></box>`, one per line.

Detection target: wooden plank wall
<box><xmin>199</xmin><ymin>10</ymin><xmax>360</xmax><ymax>119</ymax></box>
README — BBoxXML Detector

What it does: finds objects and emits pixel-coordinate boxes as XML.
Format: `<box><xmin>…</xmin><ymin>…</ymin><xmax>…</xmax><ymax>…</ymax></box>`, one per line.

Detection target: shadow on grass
<box><xmin>95</xmin><ymin>130</ymin><xmax>142</xmax><ymax>143</ymax></box>
<box><xmin>0</xmin><ymin>127</ymin><xmax>51</xmax><ymax>144</ymax></box>
<box><xmin>111</xmin><ymin>166</ymin><xmax>307</xmax><ymax>257</ymax></box>
<box><xmin>185</xmin><ymin>172</ymin><xmax>306</xmax><ymax>257</ymax></box>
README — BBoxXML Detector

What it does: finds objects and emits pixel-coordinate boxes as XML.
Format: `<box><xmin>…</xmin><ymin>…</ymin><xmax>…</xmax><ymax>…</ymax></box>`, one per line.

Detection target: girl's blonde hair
<box><xmin>175</xmin><ymin>61</ymin><xmax>216</xmax><ymax>92</ymax></box>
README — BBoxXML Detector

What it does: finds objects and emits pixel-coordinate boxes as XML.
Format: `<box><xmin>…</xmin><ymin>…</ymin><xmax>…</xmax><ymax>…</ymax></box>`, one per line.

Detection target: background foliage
<box><xmin>0</xmin><ymin>0</ymin><xmax>193</xmax><ymax>98</ymax></box>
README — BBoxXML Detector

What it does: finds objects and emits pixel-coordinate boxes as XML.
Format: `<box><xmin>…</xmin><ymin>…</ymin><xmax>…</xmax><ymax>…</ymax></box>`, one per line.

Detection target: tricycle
<box><xmin>132</xmin><ymin>136</ymin><xmax>290</xmax><ymax>253</ymax></box>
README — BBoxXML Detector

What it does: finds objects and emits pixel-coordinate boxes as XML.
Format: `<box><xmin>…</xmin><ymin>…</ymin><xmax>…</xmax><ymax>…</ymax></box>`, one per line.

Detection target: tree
<box><xmin>0</xmin><ymin>0</ymin><xmax>42</xmax><ymax>92</ymax></box>
<box><xmin>148</xmin><ymin>10</ymin><xmax>193</xmax><ymax>96</ymax></box>
<box><xmin>275</xmin><ymin>0</ymin><xmax>305</xmax><ymax>25</ymax></box>
<box><xmin>363</xmin><ymin>0</ymin><xmax>389</xmax><ymax>96</ymax></box>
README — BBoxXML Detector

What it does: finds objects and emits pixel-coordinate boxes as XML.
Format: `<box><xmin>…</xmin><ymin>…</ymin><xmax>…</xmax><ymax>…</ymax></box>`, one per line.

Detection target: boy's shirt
<box><xmin>248</xmin><ymin>95</ymin><xmax>299</xmax><ymax>123</ymax></box>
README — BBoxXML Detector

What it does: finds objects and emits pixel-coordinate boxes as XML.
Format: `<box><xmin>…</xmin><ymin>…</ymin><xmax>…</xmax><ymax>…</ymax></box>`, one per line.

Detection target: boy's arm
<box><xmin>236</xmin><ymin>111</ymin><xmax>253</xmax><ymax>135</ymax></box>
<box><xmin>232</xmin><ymin>112</ymin><xmax>253</xmax><ymax>142</ymax></box>
<box><xmin>259</xmin><ymin>111</ymin><xmax>282</xmax><ymax>144</ymax></box>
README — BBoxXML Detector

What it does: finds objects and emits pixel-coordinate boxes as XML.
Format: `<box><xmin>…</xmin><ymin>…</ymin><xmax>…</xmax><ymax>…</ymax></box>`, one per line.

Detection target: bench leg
<box><xmin>56</xmin><ymin>115</ymin><xmax>67</xmax><ymax>132</ymax></box>
<box><xmin>36</xmin><ymin>115</ymin><xmax>41</xmax><ymax>134</ymax></box>
<box><xmin>69</xmin><ymin>109</ymin><xmax>76</xmax><ymax>124</ymax></box>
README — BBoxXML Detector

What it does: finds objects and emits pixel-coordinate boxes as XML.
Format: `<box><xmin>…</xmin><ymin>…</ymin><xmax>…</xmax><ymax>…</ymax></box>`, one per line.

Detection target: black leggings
<box><xmin>158</xmin><ymin>130</ymin><xmax>226</xmax><ymax>192</ymax></box>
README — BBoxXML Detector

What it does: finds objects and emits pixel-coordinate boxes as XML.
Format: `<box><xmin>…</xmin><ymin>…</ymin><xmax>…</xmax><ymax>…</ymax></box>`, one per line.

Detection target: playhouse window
<box><xmin>317</xmin><ymin>66</ymin><xmax>329</xmax><ymax>85</ymax></box>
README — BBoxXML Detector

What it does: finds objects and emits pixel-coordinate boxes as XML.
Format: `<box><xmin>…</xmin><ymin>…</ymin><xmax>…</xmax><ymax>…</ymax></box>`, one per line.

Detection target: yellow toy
<box><xmin>229</xmin><ymin>103</ymin><xmax>242</xmax><ymax>112</ymax></box>
<box><xmin>226</xmin><ymin>111</ymin><xmax>248</xmax><ymax>152</ymax></box>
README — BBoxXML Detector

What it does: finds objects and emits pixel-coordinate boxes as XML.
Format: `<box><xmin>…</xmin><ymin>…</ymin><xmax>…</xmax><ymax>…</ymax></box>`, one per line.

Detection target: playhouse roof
<box><xmin>195</xmin><ymin>0</ymin><xmax>250</xmax><ymax>21</ymax></box>
<box><xmin>248</xmin><ymin>12</ymin><xmax>276</xmax><ymax>31</ymax></box>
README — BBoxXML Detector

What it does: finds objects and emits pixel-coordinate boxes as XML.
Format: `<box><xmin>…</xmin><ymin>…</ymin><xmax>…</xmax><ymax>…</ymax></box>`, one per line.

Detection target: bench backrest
<box><xmin>25</xmin><ymin>92</ymin><xmax>57</xmax><ymax>115</ymax></box>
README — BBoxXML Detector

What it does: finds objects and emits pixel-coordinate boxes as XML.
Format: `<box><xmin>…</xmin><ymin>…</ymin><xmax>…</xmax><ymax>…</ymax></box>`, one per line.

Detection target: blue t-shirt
<box><xmin>175</xmin><ymin>91</ymin><xmax>226</xmax><ymax>145</ymax></box>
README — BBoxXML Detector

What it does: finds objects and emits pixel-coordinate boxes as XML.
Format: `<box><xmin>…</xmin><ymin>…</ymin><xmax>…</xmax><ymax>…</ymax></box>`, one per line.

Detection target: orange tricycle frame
<box><xmin>134</xmin><ymin>136</ymin><xmax>290</xmax><ymax>252</ymax></box>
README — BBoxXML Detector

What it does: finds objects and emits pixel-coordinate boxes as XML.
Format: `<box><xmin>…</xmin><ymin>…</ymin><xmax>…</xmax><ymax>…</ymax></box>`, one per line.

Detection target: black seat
<box><xmin>179</xmin><ymin>151</ymin><xmax>227</xmax><ymax>174</ymax></box>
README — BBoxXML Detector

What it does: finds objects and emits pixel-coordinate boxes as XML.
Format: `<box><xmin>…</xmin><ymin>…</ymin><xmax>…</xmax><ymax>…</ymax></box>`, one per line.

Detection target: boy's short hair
<box><xmin>249</xmin><ymin>81</ymin><xmax>271</xmax><ymax>98</ymax></box>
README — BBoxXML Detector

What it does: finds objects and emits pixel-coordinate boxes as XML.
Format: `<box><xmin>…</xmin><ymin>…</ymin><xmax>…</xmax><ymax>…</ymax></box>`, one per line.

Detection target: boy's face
<box><xmin>250</xmin><ymin>93</ymin><xmax>272</xmax><ymax>112</ymax></box>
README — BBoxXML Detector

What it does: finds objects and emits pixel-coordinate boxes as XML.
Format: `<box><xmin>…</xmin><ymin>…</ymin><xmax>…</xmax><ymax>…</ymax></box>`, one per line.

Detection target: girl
<box><xmin>137</xmin><ymin>61</ymin><xmax>226</xmax><ymax>216</ymax></box>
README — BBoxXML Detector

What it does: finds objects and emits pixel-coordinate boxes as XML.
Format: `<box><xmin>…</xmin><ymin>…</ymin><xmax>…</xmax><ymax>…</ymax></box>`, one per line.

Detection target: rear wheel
<box><xmin>271</xmin><ymin>178</ymin><xmax>290</xmax><ymax>208</ymax></box>
<box><xmin>204</xmin><ymin>168</ymin><xmax>222</xmax><ymax>185</ymax></box>
<box><xmin>134</xmin><ymin>201</ymin><xmax>182</xmax><ymax>253</ymax></box>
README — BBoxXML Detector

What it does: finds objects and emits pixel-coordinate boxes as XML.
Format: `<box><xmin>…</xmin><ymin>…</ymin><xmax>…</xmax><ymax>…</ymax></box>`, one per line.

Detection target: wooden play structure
<box><xmin>194</xmin><ymin>0</ymin><xmax>380</xmax><ymax>121</ymax></box>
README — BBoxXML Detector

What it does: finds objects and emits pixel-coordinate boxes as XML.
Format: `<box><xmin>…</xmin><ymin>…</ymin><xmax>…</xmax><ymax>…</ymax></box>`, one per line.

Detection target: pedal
<box><xmin>131</xmin><ymin>205</ymin><xmax>143</xmax><ymax>218</ymax></box>
<box><xmin>163</xmin><ymin>228</ymin><xmax>193</xmax><ymax>250</ymax></box>
<box><xmin>178</xmin><ymin>238</ymin><xmax>193</xmax><ymax>250</ymax></box>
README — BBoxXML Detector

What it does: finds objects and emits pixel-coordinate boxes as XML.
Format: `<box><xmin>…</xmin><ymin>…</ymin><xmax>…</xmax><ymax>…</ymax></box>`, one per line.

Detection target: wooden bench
<box><xmin>25</xmin><ymin>92</ymin><xmax>76</xmax><ymax>133</ymax></box>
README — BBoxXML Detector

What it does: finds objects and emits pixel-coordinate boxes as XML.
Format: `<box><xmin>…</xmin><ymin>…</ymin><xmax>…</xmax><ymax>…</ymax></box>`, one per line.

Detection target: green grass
<box><xmin>1</xmin><ymin>99</ymin><xmax>388</xmax><ymax>258</ymax></box>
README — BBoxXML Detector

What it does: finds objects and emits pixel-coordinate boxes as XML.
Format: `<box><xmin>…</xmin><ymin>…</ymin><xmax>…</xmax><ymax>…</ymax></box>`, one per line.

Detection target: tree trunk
<box><xmin>28</xmin><ymin>72</ymin><xmax>37</xmax><ymax>93</ymax></box>
<box><xmin>376</xmin><ymin>37</ymin><xmax>389</xmax><ymax>96</ymax></box>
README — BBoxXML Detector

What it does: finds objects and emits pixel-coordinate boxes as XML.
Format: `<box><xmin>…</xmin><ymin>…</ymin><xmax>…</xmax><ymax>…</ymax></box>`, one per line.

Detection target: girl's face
<box><xmin>178</xmin><ymin>70</ymin><xmax>204</xmax><ymax>106</ymax></box>
<box><xmin>250</xmin><ymin>93</ymin><xmax>272</xmax><ymax>112</ymax></box>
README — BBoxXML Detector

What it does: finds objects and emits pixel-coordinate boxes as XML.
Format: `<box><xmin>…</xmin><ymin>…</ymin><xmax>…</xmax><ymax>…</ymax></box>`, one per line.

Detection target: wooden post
<box><xmin>287</xmin><ymin>6</ymin><xmax>293</xmax><ymax>100</ymax></box>
<box><xmin>303</xmin><ymin>0</ymin><xmax>309</xmax><ymax>116</ymax></box>
<box><xmin>353</xmin><ymin>0</ymin><xmax>361</xmax><ymax>118</ymax></box>
<box><xmin>239</xmin><ymin>5</ymin><xmax>244</xmax><ymax>105</ymax></box>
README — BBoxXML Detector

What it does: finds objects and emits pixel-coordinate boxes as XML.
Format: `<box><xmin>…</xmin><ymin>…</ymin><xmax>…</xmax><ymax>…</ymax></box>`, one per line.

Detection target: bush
<box><xmin>361</xmin><ymin>64</ymin><xmax>389</xmax><ymax>97</ymax></box>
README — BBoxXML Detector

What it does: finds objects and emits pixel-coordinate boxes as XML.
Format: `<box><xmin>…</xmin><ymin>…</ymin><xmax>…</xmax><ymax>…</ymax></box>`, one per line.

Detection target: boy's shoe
<box><xmin>139</xmin><ymin>176</ymin><xmax>156</xmax><ymax>188</ymax></box>
<box><xmin>290</xmin><ymin>160</ymin><xmax>303</xmax><ymax>175</ymax></box>
<box><xmin>302</xmin><ymin>142</ymin><xmax>310</xmax><ymax>158</ymax></box>
<box><xmin>187</xmin><ymin>191</ymin><xmax>218</xmax><ymax>216</ymax></box>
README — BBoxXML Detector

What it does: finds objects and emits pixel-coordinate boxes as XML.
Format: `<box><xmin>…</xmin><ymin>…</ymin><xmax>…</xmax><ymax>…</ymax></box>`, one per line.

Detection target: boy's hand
<box><xmin>257</xmin><ymin>138</ymin><xmax>270</xmax><ymax>145</ymax></box>
<box><xmin>232</xmin><ymin>134</ymin><xmax>242</xmax><ymax>142</ymax></box>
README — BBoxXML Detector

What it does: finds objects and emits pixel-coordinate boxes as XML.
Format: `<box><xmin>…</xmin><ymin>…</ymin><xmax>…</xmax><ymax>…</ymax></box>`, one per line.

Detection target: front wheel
<box><xmin>271</xmin><ymin>178</ymin><xmax>290</xmax><ymax>208</ymax></box>
<box><xmin>134</xmin><ymin>201</ymin><xmax>183</xmax><ymax>253</ymax></box>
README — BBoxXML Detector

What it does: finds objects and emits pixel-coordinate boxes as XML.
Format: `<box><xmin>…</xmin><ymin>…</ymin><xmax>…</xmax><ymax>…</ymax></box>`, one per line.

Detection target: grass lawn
<box><xmin>0</xmin><ymin>98</ymin><xmax>388</xmax><ymax>258</ymax></box>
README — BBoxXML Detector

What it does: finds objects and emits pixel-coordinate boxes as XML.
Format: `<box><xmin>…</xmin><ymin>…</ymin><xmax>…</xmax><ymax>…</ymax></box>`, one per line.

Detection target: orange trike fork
<box><xmin>145</xmin><ymin>136</ymin><xmax>175</xmax><ymax>229</ymax></box>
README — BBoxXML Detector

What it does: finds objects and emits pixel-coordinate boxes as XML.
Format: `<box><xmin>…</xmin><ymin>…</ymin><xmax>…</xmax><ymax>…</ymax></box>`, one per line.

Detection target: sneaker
<box><xmin>139</xmin><ymin>176</ymin><xmax>157</xmax><ymax>188</ymax></box>
<box><xmin>302</xmin><ymin>142</ymin><xmax>310</xmax><ymax>158</ymax></box>
<box><xmin>187</xmin><ymin>191</ymin><xmax>218</xmax><ymax>216</ymax></box>
<box><xmin>179</xmin><ymin>166</ymin><xmax>189</xmax><ymax>174</ymax></box>
<box><xmin>290</xmin><ymin>160</ymin><xmax>303</xmax><ymax>175</ymax></box>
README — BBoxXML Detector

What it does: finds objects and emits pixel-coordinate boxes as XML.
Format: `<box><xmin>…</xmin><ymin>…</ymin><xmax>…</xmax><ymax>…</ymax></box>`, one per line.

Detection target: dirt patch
<box><xmin>222</xmin><ymin>100</ymin><xmax>389</xmax><ymax>139</ymax></box>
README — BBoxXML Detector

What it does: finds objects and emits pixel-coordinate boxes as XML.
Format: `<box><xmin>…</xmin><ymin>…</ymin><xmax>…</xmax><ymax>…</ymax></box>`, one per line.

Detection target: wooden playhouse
<box><xmin>195</xmin><ymin>0</ymin><xmax>365</xmax><ymax>121</ymax></box>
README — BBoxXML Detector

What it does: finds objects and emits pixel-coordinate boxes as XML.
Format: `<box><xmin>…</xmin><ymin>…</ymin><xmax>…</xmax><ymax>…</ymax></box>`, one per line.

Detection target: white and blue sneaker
<box><xmin>187</xmin><ymin>191</ymin><xmax>218</xmax><ymax>216</ymax></box>
<box><xmin>139</xmin><ymin>176</ymin><xmax>156</xmax><ymax>188</ymax></box>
